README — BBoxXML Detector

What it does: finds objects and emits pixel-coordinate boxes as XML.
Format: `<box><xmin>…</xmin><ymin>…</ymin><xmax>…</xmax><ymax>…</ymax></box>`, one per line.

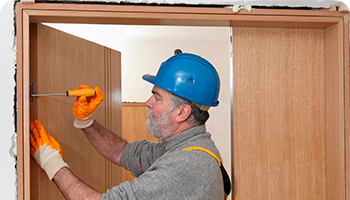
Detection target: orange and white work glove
<box><xmin>30</xmin><ymin>120</ymin><xmax>69</xmax><ymax>181</ymax></box>
<box><xmin>71</xmin><ymin>84</ymin><xmax>104</xmax><ymax>129</ymax></box>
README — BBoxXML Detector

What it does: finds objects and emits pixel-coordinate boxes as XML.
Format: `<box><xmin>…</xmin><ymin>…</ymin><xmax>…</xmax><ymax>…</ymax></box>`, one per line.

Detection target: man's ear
<box><xmin>175</xmin><ymin>105</ymin><xmax>192</xmax><ymax>123</ymax></box>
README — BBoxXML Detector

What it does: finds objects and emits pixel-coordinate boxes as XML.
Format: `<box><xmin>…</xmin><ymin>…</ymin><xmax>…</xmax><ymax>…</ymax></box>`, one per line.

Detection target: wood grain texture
<box><xmin>29</xmin><ymin>24</ymin><xmax>122</xmax><ymax>199</ymax></box>
<box><xmin>105</xmin><ymin>49</ymin><xmax>123</xmax><ymax>188</ymax></box>
<box><xmin>22</xmin><ymin>11</ymin><xmax>31</xmax><ymax>200</ymax></box>
<box><xmin>232</xmin><ymin>27</ymin><xmax>326</xmax><ymax>200</ymax></box>
<box><xmin>121</xmin><ymin>103</ymin><xmax>158</xmax><ymax>182</ymax></box>
<box><xmin>325</xmin><ymin>21</ymin><xmax>345</xmax><ymax>200</ymax></box>
<box><xmin>24</xmin><ymin>9</ymin><xmax>340</xmax><ymax>29</ymax></box>
<box><xmin>343</xmin><ymin>12</ymin><xmax>350</xmax><ymax>200</ymax></box>
<box><xmin>16</xmin><ymin>5</ymin><xmax>24</xmax><ymax>200</ymax></box>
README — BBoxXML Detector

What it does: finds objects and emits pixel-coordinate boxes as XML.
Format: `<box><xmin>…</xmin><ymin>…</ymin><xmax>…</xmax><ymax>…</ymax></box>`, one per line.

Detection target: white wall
<box><xmin>1</xmin><ymin>0</ymin><xmax>348</xmax><ymax>199</ymax></box>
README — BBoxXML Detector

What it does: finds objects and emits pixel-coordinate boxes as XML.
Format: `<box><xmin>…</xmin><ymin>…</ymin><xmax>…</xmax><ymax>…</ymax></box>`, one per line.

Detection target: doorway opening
<box><xmin>43</xmin><ymin>22</ymin><xmax>232</xmax><ymax>180</ymax></box>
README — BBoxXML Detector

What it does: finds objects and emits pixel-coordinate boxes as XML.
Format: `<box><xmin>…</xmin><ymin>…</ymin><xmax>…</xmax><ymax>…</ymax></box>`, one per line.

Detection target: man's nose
<box><xmin>145</xmin><ymin>96</ymin><xmax>153</xmax><ymax>109</ymax></box>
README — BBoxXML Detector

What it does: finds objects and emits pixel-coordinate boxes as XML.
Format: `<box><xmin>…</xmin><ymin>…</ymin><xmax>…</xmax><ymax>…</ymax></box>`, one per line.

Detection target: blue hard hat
<box><xmin>142</xmin><ymin>52</ymin><xmax>220</xmax><ymax>107</ymax></box>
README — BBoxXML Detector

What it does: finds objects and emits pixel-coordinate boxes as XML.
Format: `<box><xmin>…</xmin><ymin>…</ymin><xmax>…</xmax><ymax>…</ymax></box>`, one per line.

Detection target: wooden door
<box><xmin>29</xmin><ymin>24</ymin><xmax>122</xmax><ymax>199</ymax></box>
<box><xmin>232</xmin><ymin>27</ymin><xmax>340</xmax><ymax>200</ymax></box>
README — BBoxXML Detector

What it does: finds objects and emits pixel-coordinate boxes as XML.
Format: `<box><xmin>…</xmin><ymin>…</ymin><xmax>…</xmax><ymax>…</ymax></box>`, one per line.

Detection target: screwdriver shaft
<box><xmin>31</xmin><ymin>93</ymin><xmax>67</xmax><ymax>97</ymax></box>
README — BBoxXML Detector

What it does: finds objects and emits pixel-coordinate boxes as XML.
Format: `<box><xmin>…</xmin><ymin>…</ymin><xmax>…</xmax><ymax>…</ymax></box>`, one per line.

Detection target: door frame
<box><xmin>16</xmin><ymin>3</ymin><xmax>349</xmax><ymax>200</ymax></box>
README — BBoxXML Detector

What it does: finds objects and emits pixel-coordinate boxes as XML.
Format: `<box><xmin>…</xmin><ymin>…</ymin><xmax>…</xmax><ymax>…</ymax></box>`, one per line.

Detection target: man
<box><xmin>30</xmin><ymin>52</ymin><xmax>231</xmax><ymax>200</ymax></box>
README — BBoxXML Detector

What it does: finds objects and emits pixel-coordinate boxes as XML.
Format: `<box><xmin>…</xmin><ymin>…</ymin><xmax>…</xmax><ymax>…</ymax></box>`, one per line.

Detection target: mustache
<box><xmin>146</xmin><ymin>108</ymin><xmax>153</xmax><ymax>117</ymax></box>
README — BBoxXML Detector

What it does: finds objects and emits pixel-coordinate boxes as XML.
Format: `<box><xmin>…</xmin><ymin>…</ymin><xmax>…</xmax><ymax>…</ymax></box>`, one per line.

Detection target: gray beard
<box><xmin>145</xmin><ymin>108</ymin><xmax>174</xmax><ymax>140</ymax></box>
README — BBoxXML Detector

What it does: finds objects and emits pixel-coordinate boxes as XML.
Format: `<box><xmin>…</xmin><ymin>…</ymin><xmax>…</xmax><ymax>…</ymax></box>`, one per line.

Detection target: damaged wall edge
<box><xmin>9</xmin><ymin>1</ymin><xmax>22</xmax><ymax>199</ymax></box>
<box><xmin>16</xmin><ymin>0</ymin><xmax>348</xmax><ymax>10</ymax></box>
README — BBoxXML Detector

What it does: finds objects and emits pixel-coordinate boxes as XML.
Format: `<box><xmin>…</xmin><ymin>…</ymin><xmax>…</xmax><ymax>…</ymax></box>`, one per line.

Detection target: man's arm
<box><xmin>82</xmin><ymin>120</ymin><xmax>127</xmax><ymax>165</ymax></box>
<box><xmin>53</xmin><ymin>167</ymin><xmax>101</xmax><ymax>200</ymax></box>
<box><xmin>70</xmin><ymin>85</ymin><xmax>127</xmax><ymax>164</ymax></box>
<box><xmin>30</xmin><ymin>119</ymin><xmax>102</xmax><ymax>199</ymax></box>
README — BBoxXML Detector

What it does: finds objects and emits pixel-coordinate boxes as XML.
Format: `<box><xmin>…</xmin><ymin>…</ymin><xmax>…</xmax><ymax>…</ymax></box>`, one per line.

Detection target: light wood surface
<box><xmin>22</xmin><ymin>11</ymin><xmax>31</xmax><ymax>200</ymax></box>
<box><xmin>232</xmin><ymin>27</ymin><xmax>327</xmax><ymax>200</ymax></box>
<box><xmin>16</xmin><ymin>5</ymin><xmax>24</xmax><ymax>200</ymax></box>
<box><xmin>18</xmin><ymin>3</ymin><xmax>345</xmax><ymax>29</ymax></box>
<box><xmin>343</xmin><ymin>14</ymin><xmax>350</xmax><ymax>200</ymax></box>
<box><xmin>29</xmin><ymin>24</ymin><xmax>122</xmax><ymax>199</ymax></box>
<box><xmin>23</xmin><ymin>9</ymin><xmax>340</xmax><ymax>29</ymax></box>
<box><xmin>121</xmin><ymin>103</ymin><xmax>158</xmax><ymax>182</ymax></box>
<box><xmin>325</xmin><ymin>21</ymin><xmax>345</xmax><ymax>200</ymax></box>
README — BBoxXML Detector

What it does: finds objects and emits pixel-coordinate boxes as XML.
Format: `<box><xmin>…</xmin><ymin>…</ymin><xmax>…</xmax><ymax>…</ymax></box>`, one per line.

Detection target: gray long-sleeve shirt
<box><xmin>101</xmin><ymin>125</ymin><xmax>225</xmax><ymax>200</ymax></box>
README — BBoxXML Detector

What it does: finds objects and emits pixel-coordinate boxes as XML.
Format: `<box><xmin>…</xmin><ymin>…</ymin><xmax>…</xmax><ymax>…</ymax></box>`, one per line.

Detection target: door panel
<box><xmin>29</xmin><ymin>23</ymin><xmax>122</xmax><ymax>199</ymax></box>
<box><xmin>232</xmin><ymin>27</ymin><xmax>326</xmax><ymax>200</ymax></box>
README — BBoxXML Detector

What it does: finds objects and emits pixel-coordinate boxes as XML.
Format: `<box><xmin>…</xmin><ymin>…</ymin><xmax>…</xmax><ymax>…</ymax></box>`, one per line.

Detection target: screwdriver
<box><xmin>31</xmin><ymin>88</ymin><xmax>96</xmax><ymax>98</ymax></box>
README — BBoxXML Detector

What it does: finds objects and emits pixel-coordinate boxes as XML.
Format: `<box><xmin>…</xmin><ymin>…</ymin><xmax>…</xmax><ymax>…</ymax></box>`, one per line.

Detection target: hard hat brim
<box><xmin>143</xmin><ymin>74</ymin><xmax>173</xmax><ymax>94</ymax></box>
<box><xmin>142</xmin><ymin>74</ymin><xmax>158</xmax><ymax>85</ymax></box>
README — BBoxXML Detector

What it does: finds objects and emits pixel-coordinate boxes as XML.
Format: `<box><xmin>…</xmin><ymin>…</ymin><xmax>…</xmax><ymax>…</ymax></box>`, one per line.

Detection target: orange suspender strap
<box><xmin>183</xmin><ymin>146</ymin><xmax>231</xmax><ymax>200</ymax></box>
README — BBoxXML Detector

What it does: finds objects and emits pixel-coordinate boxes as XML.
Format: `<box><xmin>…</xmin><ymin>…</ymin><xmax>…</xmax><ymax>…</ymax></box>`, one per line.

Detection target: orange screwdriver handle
<box><xmin>67</xmin><ymin>88</ymin><xmax>95</xmax><ymax>97</ymax></box>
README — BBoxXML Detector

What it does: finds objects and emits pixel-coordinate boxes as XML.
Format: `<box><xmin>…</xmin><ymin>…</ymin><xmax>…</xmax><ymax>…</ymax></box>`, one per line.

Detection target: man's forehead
<box><xmin>152</xmin><ymin>86</ymin><xmax>169</xmax><ymax>96</ymax></box>
<box><xmin>152</xmin><ymin>86</ymin><xmax>165</xmax><ymax>94</ymax></box>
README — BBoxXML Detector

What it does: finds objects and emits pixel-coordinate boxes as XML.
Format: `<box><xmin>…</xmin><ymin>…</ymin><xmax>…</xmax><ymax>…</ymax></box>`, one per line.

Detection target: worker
<box><xmin>30</xmin><ymin>51</ymin><xmax>231</xmax><ymax>200</ymax></box>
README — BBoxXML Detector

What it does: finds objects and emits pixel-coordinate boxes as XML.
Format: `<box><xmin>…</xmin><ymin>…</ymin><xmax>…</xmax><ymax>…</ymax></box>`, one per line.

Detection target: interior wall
<box><xmin>44</xmin><ymin>23</ymin><xmax>232</xmax><ymax>180</ymax></box>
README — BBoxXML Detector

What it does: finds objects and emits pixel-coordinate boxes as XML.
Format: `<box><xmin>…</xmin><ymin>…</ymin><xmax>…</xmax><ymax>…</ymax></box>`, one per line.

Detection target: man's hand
<box><xmin>71</xmin><ymin>84</ymin><xmax>104</xmax><ymax>129</ymax></box>
<box><xmin>30</xmin><ymin>119</ymin><xmax>69</xmax><ymax>180</ymax></box>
